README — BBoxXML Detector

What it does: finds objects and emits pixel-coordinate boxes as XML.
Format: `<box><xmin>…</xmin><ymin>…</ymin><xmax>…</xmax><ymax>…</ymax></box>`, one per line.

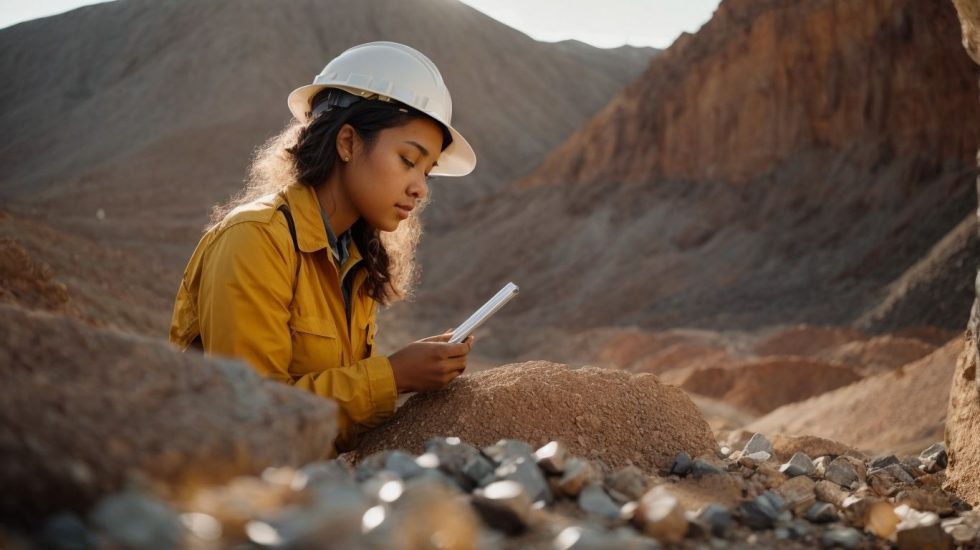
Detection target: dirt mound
<box><xmin>352</xmin><ymin>362</ymin><xmax>717</xmax><ymax>473</ymax></box>
<box><xmin>816</xmin><ymin>335</ymin><xmax>937</xmax><ymax>376</ymax></box>
<box><xmin>687</xmin><ymin>394</ymin><xmax>758</xmax><ymax>435</ymax></box>
<box><xmin>753</xmin><ymin>325</ymin><xmax>866</xmax><ymax>357</ymax></box>
<box><xmin>0</xmin><ymin>304</ymin><xmax>338</xmax><ymax>526</ymax></box>
<box><xmin>665</xmin><ymin>357</ymin><xmax>862</xmax><ymax>415</ymax></box>
<box><xmin>746</xmin><ymin>337</ymin><xmax>962</xmax><ymax>455</ymax></box>
<box><xmin>0</xmin><ymin>235</ymin><xmax>73</xmax><ymax>315</ymax></box>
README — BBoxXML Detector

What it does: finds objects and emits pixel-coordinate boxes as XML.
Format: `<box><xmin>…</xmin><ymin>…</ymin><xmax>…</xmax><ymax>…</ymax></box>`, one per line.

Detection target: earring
<box><xmin>344</xmin><ymin>155</ymin><xmax>351</xmax><ymax>162</ymax></box>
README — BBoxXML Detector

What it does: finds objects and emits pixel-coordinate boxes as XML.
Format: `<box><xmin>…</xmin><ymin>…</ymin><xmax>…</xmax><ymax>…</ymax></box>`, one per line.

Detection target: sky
<box><xmin>0</xmin><ymin>0</ymin><xmax>721</xmax><ymax>49</ymax></box>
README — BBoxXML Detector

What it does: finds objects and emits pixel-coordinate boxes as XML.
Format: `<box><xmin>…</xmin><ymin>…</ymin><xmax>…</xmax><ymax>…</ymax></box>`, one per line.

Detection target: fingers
<box><xmin>419</xmin><ymin>333</ymin><xmax>452</xmax><ymax>344</ymax></box>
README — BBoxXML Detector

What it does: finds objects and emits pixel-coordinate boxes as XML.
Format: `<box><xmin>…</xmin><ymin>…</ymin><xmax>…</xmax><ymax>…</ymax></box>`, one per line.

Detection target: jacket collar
<box><xmin>283</xmin><ymin>183</ymin><xmax>363</xmax><ymax>267</ymax></box>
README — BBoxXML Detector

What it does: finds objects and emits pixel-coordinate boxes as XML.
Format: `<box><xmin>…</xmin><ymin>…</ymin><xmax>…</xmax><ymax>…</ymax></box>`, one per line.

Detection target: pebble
<box><xmin>558</xmin><ymin>457</ymin><xmax>596</xmax><ymax>497</ymax></box>
<box><xmin>742</xmin><ymin>433</ymin><xmax>774</xmax><ymax>456</ymax></box>
<box><xmin>804</xmin><ymin>502</ymin><xmax>839</xmax><ymax>523</ymax></box>
<box><xmin>696</xmin><ymin>503</ymin><xmax>733</xmax><ymax>537</ymax></box>
<box><xmin>691</xmin><ymin>458</ymin><xmax>723</xmax><ymax>478</ymax></box>
<box><xmin>89</xmin><ymin>492</ymin><xmax>183</xmax><ymax>550</ymax></box>
<box><xmin>895</xmin><ymin>488</ymin><xmax>955</xmax><ymax>517</ymax></box>
<box><xmin>825</xmin><ymin>457</ymin><xmax>859</xmax><ymax>489</ymax></box>
<box><xmin>534</xmin><ymin>441</ymin><xmax>567</xmax><ymax>475</ymax></box>
<box><xmin>812</xmin><ymin>455</ymin><xmax>832</xmax><ymax>478</ymax></box>
<box><xmin>864</xmin><ymin>500</ymin><xmax>900</xmax><ymax>539</ymax></box>
<box><xmin>493</xmin><ymin>454</ymin><xmax>552</xmax><ymax>504</ymax></box>
<box><xmin>919</xmin><ymin>442</ymin><xmax>948</xmax><ymax>473</ymax></box>
<box><xmin>427</xmin><ymin>437</ymin><xmax>491</xmax><ymax>490</ymax></box>
<box><xmin>578</xmin><ymin>482</ymin><xmax>622</xmax><ymax>520</ymax></box>
<box><xmin>385</xmin><ymin>450</ymin><xmax>425</xmax><ymax>480</ymax></box>
<box><xmin>670</xmin><ymin>451</ymin><xmax>692</xmax><ymax>476</ymax></box>
<box><xmin>633</xmin><ymin>485</ymin><xmax>688</xmax><ymax>543</ymax></box>
<box><xmin>941</xmin><ymin>512</ymin><xmax>980</xmax><ymax>544</ymax></box>
<box><xmin>779</xmin><ymin>452</ymin><xmax>815</xmax><ymax>477</ymax></box>
<box><xmin>774</xmin><ymin>475</ymin><xmax>816</xmax><ymax>515</ymax></box>
<box><xmin>40</xmin><ymin>512</ymin><xmax>97</xmax><ymax>550</ymax></box>
<box><xmin>820</xmin><ymin>526</ymin><xmax>863</xmax><ymax>549</ymax></box>
<box><xmin>471</xmin><ymin>480</ymin><xmax>532</xmax><ymax>536</ymax></box>
<box><xmin>735</xmin><ymin>491</ymin><xmax>785</xmax><ymax>530</ymax></box>
<box><xmin>483</xmin><ymin>439</ymin><xmax>535</xmax><ymax>464</ymax></box>
<box><xmin>606</xmin><ymin>465</ymin><xmax>650</xmax><ymax>502</ymax></box>
<box><xmin>869</xmin><ymin>454</ymin><xmax>901</xmax><ymax>470</ymax></box>
<box><xmin>741</xmin><ymin>451</ymin><xmax>772</xmax><ymax>466</ymax></box>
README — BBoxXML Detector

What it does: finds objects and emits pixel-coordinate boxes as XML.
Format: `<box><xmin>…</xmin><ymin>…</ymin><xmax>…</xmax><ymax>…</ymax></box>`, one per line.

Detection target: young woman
<box><xmin>169</xmin><ymin>42</ymin><xmax>476</xmax><ymax>453</ymax></box>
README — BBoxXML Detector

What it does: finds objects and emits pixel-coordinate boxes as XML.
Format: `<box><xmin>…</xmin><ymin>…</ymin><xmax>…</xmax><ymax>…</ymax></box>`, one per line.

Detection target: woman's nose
<box><xmin>409</xmin><ymin>174</ymin><xmax>428</xmax><ymax>201</ymax></box>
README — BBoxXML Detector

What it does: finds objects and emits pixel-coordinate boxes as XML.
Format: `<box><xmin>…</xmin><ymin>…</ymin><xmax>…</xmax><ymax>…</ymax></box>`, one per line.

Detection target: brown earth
<box><xmin>352</xmin><ymin>362</ymin><xmax>717</xmax><ymax>473</ymax></box>
<box><xmin>944</xmin><ymin>333</ymin><xmax>980</xmax><ymax>506</ymax></box>
<box><xmin>746</xmin><ymin>337</ymin><xmax>962</xmax><ymax>455</ymax></box>
<box><xmin>0</xmin><ymin>304</ymin><xmax>339</xmax><ymax>526</ymax></box>
<box><xmin>0</xmin><ymin>234</ymin><xmax>74</xmax><ymax>316</ymax></box>
<box><xmin>753</xmin><ymin>325</ymin><xmax>867</xmax><ymax>358</ymax></box>
<box><xmin>815</xmin><ymin>335</ymin><xmax>937</xmax><ymax>376</ymax></box>
<box><xmin>663</xmin><ymin>357</ymin><xmax>862</xmax><ymax>416</ymax></box>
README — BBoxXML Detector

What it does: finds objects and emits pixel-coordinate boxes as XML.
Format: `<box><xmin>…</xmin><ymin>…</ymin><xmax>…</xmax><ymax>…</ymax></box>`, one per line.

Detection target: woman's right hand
<box><xmin>388</xmin><ymin>332</ymin><xmax>474</xmax><ymax>393</ymax></box>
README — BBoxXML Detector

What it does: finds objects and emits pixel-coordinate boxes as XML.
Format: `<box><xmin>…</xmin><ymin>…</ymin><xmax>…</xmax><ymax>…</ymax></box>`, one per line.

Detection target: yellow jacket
<box><xmin>170</xmin><ymin>183</ymin><xmax>398</xmax><ymax>452</ymax></box>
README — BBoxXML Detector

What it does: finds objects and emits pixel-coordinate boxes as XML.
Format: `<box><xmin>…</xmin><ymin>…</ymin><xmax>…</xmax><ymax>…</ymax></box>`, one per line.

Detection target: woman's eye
<box><xmin>401</xmin><ymin>156</ymin><xmax>415</xmax><ymax>168</ymax></box>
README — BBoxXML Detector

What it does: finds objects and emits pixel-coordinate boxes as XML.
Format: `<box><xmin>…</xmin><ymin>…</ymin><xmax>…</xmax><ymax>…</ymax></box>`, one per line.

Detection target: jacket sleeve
<box><xmin>197</xmin><ymin>220</ymin><xmax>398</xmax><ymax>448</ymax></box>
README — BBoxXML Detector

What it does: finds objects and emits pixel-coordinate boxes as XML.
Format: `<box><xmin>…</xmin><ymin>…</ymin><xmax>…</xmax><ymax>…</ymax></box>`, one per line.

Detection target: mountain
<box><xmin>0</xmin><ymin>0</ymin><xmax>656</xmax><ymax>335</ymax></box>
<box><xmin>408</xmin><ymin>0</ymin><xmax>979</xmax><ymax>350</ymax></box>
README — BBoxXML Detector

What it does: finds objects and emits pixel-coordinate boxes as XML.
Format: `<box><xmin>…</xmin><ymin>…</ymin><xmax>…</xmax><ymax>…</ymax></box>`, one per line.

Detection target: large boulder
<box><xmin>945</xmin><ymin>0</ymin><xmax>980</xmax><ymax>508</ymax></box>
<box><xmin>352</xmin><ymin>361</ymin><xmax>717</xmax><ymax>473</ymax></box>
<box><xmin>0</xmin><ymin>304</ymin><xmax>338</xmax><ymax>526</ymax></box>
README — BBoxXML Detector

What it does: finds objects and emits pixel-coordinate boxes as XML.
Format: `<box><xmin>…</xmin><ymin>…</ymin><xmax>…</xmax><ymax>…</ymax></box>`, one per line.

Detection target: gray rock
<box><xmin>578</xmin><ymin>483</ymin><xmax>622</xmax><ymax>520</ymax></box>
<box><xmin>735</xmin><ymin>492</ymin><xmax>784</xmax><ymax>530</ymax></box>
<box><xmin>559</xmin><ymin>457</ymin><xmax>596</xmax><ymax>497</ymax></box>
<box><xmin>89</xmin><ymin>492</ymin><xmax>183</xmax><ymax>550</ymax></box>
<box><xmin>825</xmin><ymin>457</ymin><xmax>859</xmax><ymax>488</ymax></box>
<box><xmin>779</xmin><ymin>452</ymin><xmax>815</xmax><ymax>478</ymax></box>
<box><xmin>804</xmin><ymin>501</ymin><xmax>839</xmax><ymax>524</ymax></box>
<box><xmin>869</xmin><ymin>454</ymin><xmax>901</xmax><ymax>470</ymax></box>
<box><xmin>670</xmin><ymin>452</ymin><xmax>692</xmax><ymax>476</ymax></box>
<box><xmin>494</xmin><ymin>455</ymin><xmax>552</xmax><ymax>504</ymax></box>
<box><xmin>483</xmin><ymin>439</ymin><xmax>535</xmax><ymax>465</ymax></box>
<box><xmin>471</xmin><ymin>480</ymin><xmax>532</xmax><ymax>536</ymax></box>
<box><xmin>40</xmin><ymin>513</ymin><xmax>96</xmax><ymax>550</ymax></box>
<box><xmin>742</xmin><ymin>433</ymin><xmax>774</xmax><ymax>456</ymax></box>
<box><xmin>425</xmin><ymin>437</ymin><xmax>492</xmax><ymax>490</ymax></box>
<box><xmin>696</xmin><ymin>503</ymin><xmax>732</xmax><ymax>537</ymax></box>
<box><xmin>302</xmin><ymin>460</ymin><xmax>354</xmax><ymax>488</ymax></box>
<box><xmin>919</xmin><ymin>442</ymin><xmax>948</xmax><ymax>473</ymax></box>
<box><xmin>820</xmin><ymin>526</ymin><xmax>863</xmax><ymax>549</ymax></box>
<box><xmin>273</xmin><ymin>477</ymin><xmax>370</xmax><ymax>547</ymax></box>
<box><xmin>691</xmin><ymin>459</ymin><xmax>723</xmax><ymax>478</ymax></box>
<box><xmin>385</xmin><ymin>450</ymin><xmax>426</xmax><ymax>480</ymax></box>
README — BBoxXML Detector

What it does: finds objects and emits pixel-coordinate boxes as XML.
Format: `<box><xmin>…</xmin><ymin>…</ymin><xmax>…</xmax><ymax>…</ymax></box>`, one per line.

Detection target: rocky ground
<box><xmin>6</xmin><ymin>433</ymin><xmax>978</xmax><ymax>549</ymax></box>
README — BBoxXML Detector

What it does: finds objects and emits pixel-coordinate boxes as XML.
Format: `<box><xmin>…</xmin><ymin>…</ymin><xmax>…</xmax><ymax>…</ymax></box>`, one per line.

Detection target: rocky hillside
<box><xmin>0</xmin><ymin>0</ymin><xmax>654</xmax><ymax>288</ymax></box>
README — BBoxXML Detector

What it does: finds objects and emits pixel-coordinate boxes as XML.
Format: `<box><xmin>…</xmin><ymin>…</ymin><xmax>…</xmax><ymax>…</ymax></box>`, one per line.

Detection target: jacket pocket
<box><xmin>288</xmin><ymin>315</ymin><xmax>343</xmax><ymax>376</ymax></box>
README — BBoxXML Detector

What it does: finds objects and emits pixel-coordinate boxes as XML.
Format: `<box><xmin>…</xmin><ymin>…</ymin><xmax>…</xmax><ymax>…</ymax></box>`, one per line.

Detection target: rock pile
<box><xmin>18</xmin><ymin>432</ymin><xmax>979</xmax><ymax>549</ymax></box>
<box><xmin>351</xmin><ymin>361</ymin><xmax>717</xmax><ymax>473</ymax></box>
<box><xmin>0</xmin><ymin>304</ymin><xmax>339</xmax><ymax>526</ymax></box>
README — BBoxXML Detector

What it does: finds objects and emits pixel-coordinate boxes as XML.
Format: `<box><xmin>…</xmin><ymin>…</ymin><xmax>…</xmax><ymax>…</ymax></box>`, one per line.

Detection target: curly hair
<box><xmin>209</xmin><ymin>94</ymin><xmax>450</xmax><ymax>305</ymax></box>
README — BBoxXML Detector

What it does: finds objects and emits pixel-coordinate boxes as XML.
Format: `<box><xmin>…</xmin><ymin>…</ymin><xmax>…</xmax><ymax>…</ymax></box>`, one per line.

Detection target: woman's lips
<box><xmin>396</xmin><ymin>204</ymin><xmax>413</xmax><ymax>218</ymax></box>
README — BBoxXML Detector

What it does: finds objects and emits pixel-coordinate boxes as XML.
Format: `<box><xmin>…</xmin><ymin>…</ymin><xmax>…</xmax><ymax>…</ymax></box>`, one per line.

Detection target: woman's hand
<box><xmin>388</xmin><ymin>330</ymin><xmax>474</xmax><ymax>393</ymax></box>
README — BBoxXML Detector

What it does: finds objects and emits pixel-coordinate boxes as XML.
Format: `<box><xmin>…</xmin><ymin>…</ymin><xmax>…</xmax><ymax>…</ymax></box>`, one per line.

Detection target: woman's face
<box><xmin>344</xmin><ymin>117</ymin><xmax>443</xmax><ymax>232</ymax></box>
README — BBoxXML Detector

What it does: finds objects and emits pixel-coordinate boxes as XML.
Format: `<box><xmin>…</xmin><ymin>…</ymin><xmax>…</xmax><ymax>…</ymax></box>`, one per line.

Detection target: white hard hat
<box><xmin>287</xmin><ymin>41</ymin><xmax>476</xmax><ymax>177</ymax></box>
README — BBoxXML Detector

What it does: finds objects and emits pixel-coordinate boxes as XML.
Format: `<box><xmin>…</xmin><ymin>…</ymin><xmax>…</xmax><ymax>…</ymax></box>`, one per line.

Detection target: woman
<box><xmin>170</xmin><ymin>42</ymin><xmax>476</xmax><ymax>452</ymax></box>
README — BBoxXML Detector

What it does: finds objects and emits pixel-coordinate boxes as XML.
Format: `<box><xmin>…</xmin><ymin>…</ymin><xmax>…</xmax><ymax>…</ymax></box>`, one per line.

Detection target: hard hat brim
<box><xmin>287</xmin><ymin>84</ymin><xmax>476</xmax><ymax>178</ymax></box>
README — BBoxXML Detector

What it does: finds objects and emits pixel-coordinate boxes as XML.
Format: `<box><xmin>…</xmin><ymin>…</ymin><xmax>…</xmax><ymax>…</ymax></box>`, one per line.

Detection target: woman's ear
<box><xmin>336</xmin><ymin>123</ymin><xmax>356</xmax><ymax>161</ymax></box>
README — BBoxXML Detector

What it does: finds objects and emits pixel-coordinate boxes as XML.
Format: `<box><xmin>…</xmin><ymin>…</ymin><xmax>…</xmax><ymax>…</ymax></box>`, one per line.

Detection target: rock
<box><xmin>353</xmin><ymin>363</ymin><xmax>717</xmax><ymax>474</ymax></box>
<box><xmin>426</xmin><ymin>437</ymin><xmax>493</xmax><ymax>490</ymax></box>
<box><xmin>691</xmin><ymin>458</ymin><xmax>723</xmax><ymax>478</ymax></box>
<box><xmin>804</xmin><ymin>502</ymin><xmax>838</xmax><ymax>524</ymax></box>
<box><xmin>742</xmin><ymin>433</ymin><xmax>774</xmax><ymax>456</ymax></box>
<box><xmin>670</xmin><ymin>452</ymin><xmax>692</xmax><ymax>476</ymax></box>
<box><xmin>735</xmin><ymin>492</ymin><xmax>784</xmax><ymax>530</ymax></box>
<box><xmin>941</xmin><ymin>511</ymin><xmax>980</xmax><ymax>544</ymax></box>
<box><xmin>813</xmin><ymin>480</ymin><xmax>849</xmax><ymax>508</ymax></box>
<box><xmin>578</xmin><ymin>483</ymin><xmax>622</xmax><ymax>520</ymax></box>
<box><xmin>770</xmin><ymin>435</ymin><xmax>864</xmax><ymax>463</ymax></box>
<box><xmin>0</xmin><ymin>305</ymin><xmax>338</xmax><ymax>526</ymax></box>
<box><xmin>779</xmin><ymin>452</ymin><xmax>815</xmax><ymax>478</ymax></box>
<box><xmin>606</xmin><ymin>466</ymin><xmax>651</xmax><ymax>502</ymax></box>
<box><xmin>864</xmin><ymin>500</ymin><xmax>900</xmax><ymax>539</ymax></box>
<box><xmin>954</xmin><ymin>0</ymin><xmax>980</xmax><ymax>65</ymax></box>
<box><xmin>558</xmin><ymin>458</ymin><xmax>597</xmax><ymax>498</ymax></box>
<box><xmin>825</xmin><ymin>457</ymin><xmax>860</xmax><ymax>489</ymax></box>
<box><xmin>895</xmin><ymin>488</ymin><xmax>955</xmax><ymax>517</ymax></box>
<box><xmin>894</xmin><ymin>503</ymin><xmax>953</xmax><ymax>550</ymax></box>
<box><xmin>813</xmin><ymin>456</ymin><xmax>832</xmax><ymax>478</ymax></box>
<box><xmin>774</xmin><ymin>475</ymin><xmax>816</xmax><ymax>516</ymax></box>
<box><xmin>869</xmin><ymin>455</ymin><xmax>901</xmax><ymax>470</ymax></box>
<box><xmin>696</xmin><ymin>503</ymin><xmax>732</xmax><ymax>537</ymax></box>
<box><xmin>820</xmin><ymin>527</ymin><xmax>863</xmax><ymax>549</ymax></box>
<box><xmin>483</xmin><ymin>439</ymin><xmax>534</xmax><ymax>465</ymax></box>
<box><xmin>40</xmin><ymin>513</ymin><xmax>97</xmax><ymax>550</ymax></box>
<box><xmin>740</xmin><ymin>451</ymin><xmax>772</xmax><ymax>466</ymax></box>
<box><xmin>385</xmin><ymin>451</ymin><xmax>426</xmax><ymax>480</ymax></box>
<box><xmin>919</xmin><ymin>442</ymin><xmax>948</xmax><ymax>473</ymax></box>
<box><xmin>89</xmin><ymin>491</ymin><xmax>183</xmax><ymax>550</ymax></box>
<box><xmin>492</xmin><ymin>454</ymin><xmax>552</xmax><ymax>504</ymax></box>
<box><xmin>471</xmin><ymin>480</ymin><xmax>532</xmax><ymax>536</ymax></box>
<box><xmin>534</xmin><ymin>441</ymin><xmax>567</xmax><ymax>475</ymax></box>
<box><xmin>265</xmin><ymin>475</ymin><xmax>368</xmax><ymax>547</ymax></box>
<box><xmin>868</xmin><ymin>463</ymin><xmax>914</xmax><ymax>497</ymax></box>
<box><xmin>633</xmin><ymin>485</ymin><xmax>688</xmax><ymax>543</ymax></box>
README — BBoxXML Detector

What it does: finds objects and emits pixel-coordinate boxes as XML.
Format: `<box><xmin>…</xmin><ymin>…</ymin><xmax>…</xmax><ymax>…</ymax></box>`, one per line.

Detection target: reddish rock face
<box><xmin>0</xmin><ymin>304</ymin><xmax>339</xmax><ymax>526</ymax></box>
<box><xmin>945</xmin><ymin>0</ymin><xmax>980</xmax><ymax>509</ymax></box>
